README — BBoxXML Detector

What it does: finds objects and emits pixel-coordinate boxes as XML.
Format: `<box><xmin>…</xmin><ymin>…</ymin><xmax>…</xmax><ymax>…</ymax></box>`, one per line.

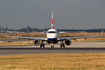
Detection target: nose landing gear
<box><xmin>51</xmin><ymin>44</ymin><xmax>54</xmax><ymax>48</ymax></box>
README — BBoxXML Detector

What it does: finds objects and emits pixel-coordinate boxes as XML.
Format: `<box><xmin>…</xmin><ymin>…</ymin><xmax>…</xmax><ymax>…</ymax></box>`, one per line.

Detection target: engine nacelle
<box><xmin>34</xmin><ymin>40</ymin><xmax>40</xmax><ymax>46</ymax></box>
<box><xmin>65</xmin><ymin>39</ymin><xmax>72</xmax><ymax>46</ymax></box>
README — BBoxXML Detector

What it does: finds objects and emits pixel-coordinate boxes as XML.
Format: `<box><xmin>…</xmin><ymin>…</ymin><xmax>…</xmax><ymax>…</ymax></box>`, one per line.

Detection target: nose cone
<box><xmin>46</xmin><ymin>29</ymin><xmax>58</xmax><ymax>38</ymax></box>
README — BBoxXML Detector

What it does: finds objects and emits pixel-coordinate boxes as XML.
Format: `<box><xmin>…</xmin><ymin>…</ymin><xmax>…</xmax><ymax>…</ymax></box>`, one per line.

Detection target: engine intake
<box><xmin>65</xmin><ymin>40</ymin><xmax>71</xmax><ymax>46</ymax></box>
<box><xmin>34</xmin><ymin>40</ymin><xmax>40</xmax><ymax>46</ymax></box>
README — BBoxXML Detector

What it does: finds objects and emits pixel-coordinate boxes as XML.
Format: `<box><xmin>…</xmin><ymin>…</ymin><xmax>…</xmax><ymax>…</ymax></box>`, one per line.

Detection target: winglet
<box><xmin>101</xmin><ymin>30</ymin><xmax>104</xmax><ymax>36</ymax></box>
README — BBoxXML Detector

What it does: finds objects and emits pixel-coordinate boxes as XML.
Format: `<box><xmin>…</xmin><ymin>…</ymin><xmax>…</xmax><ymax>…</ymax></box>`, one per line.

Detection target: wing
<box><xmin>4</xmin><ymin>35</ymin><xmax>47</xmax><ymax>40</ymax></box>
<box><xmin>58</xmin><ymin>35</ymin><xmax>101</xmax><ymax>41</ymax></box>
<box><xmin>58</xmin><ymin>31</ymin><xmax>103</xmax><ymax>41</ymax></box>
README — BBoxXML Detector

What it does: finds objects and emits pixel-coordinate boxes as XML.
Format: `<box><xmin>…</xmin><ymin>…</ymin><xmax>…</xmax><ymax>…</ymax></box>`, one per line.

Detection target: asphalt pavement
<box><xmin>0</xmin><ymin>42</ymin><xmax>105</xmax><ymax>55</ymax></box>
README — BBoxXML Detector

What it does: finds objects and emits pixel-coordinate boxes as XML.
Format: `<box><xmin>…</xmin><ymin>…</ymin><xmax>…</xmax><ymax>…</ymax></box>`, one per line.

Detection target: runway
<box><xmin>0</xmin><ymin>42</ymin><xmax>105</xmax><ymax>55</ymax></box>
<box><xmin>0</xmin><ymin>48</ymin><xmax>105</xmax><ymax>55</ymax></box>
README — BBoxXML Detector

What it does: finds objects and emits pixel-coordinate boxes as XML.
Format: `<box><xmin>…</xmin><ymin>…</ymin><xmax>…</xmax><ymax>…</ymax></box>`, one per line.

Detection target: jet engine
<box><xmin>65</xmin><ymin>39</ymin><xmax>72</xmax><ymax>46</ymax></box>
<box><xmin>34</xmin><ymin>40</ymin><xmax>40</xmax><ymax>46</ymax></box>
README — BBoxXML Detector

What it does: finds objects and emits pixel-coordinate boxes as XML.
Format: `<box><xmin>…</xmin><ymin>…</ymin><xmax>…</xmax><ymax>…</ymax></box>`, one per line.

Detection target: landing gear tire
<box><xmin>40</xmin><ymin>44</ymin><xmax>42</xmax><ymax>48</ymax></box>
<box><xmin>60</xmin><ymin>44</ymin><xmax>65</xmax><ymax>48</ymax></box>
<box><xmin>43</xmin><ymin>44</ymin><xmax>45</xmax><ymax>48</ymax></box>
<box><xmin>63</xmin><ymin>44</ymin><xmax>65</xmax><ymax>48</ymax></box>
<box><xmin>60</xmin><ymin>44</ymin><xmax>62</xmax><ymax>48</ymax></box>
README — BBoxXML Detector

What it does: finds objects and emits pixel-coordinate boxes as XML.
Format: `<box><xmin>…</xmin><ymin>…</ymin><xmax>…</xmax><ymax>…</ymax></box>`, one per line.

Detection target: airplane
<box><xmin>5</xmin><ymin>12</ymin><xmax>103</xmax><ymax>48</ymax></box>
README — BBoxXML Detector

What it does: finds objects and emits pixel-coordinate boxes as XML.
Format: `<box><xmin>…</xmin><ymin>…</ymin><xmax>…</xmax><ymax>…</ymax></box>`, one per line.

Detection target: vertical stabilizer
<box><xmin>51</xmin><ymin>12</ymin><xmax>53</xmax><ymax>29</ymax></box>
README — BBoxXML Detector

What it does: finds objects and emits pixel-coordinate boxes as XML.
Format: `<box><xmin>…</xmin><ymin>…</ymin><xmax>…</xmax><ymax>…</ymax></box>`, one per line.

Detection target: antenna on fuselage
<box><xmin>51</xmin><ymin>12</ymin><xmax>53</xmax><ymax>29</ymax></box>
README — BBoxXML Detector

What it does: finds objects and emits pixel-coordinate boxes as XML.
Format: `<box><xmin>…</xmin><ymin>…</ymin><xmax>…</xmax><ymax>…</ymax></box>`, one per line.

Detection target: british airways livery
<box><xmin>5</xmin><ymin>12</ymin><xmax>103</xmax><ymax>48</ymax></box>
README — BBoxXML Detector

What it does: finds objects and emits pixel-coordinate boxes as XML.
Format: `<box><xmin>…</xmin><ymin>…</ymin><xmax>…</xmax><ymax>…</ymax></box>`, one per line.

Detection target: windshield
<box><xmin>48</xmin><ymin>31</ymin><xmax>57</xmax><ymax>33</ymax></box>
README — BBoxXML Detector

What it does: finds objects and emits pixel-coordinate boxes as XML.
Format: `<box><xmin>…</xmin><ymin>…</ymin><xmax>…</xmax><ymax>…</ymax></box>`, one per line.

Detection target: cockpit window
<box><xmin>48</xmin><ymin>31</ymin><xmax>57</xmax><ymax>33</ymax></box>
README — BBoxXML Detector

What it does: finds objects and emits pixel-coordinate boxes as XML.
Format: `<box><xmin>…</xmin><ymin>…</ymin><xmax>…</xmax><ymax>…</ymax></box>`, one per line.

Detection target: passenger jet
<box><xmin>5</xmin><ymin>12</ymin><xmax>103</xmax><ymax>48</ymax></box>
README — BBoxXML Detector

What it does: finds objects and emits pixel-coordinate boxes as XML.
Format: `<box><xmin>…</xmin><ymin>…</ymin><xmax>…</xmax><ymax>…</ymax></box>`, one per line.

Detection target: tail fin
<box><xmin>51</xmin><ymin>12</ymin><xmax>53</xmax><ymax>29</ymax></box>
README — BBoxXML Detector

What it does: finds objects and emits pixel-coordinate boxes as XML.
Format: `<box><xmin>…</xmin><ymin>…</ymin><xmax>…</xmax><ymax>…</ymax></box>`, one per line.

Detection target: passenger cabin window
<box><xmin>48</xmin><ymin>31</ymin><xmax>57</xmax><ymax>33</ymax></box>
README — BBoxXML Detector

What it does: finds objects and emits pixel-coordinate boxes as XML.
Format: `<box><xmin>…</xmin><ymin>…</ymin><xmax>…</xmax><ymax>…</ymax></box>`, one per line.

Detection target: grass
<box><xmin>0</xmin><ymin>53</ymin><xmax>105</xmax><ymax>70</ymax></box>
<box><xmin>0</xmin><ymin>42</ymin><xmax>34</xmax><ymax>46</ymax></box>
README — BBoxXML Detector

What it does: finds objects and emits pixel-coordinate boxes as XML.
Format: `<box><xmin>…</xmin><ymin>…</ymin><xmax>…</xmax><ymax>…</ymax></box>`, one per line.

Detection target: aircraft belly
<box><xmin>47</xmin><ymin>38</ymin><xmax>58</xmax><ymax>44</ymax></box>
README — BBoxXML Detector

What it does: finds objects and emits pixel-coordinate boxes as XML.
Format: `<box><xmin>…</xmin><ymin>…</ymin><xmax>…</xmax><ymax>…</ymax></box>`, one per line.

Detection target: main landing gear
<box><xmin>40</xmin><ymin>44</ymin><xmax>45</xmax><ymax>48</ymax></box>
<box><xmin>40</xmin><ymin>41</ymin><xmax>45</xmax><ymax>48</ymax></box>
<box><xmin>60</xmin><ymin>44</ymin><xmax>65</xmax><ymax>48</ymax></box>
<box><xmin>60</xmin><ymin>41</ymin><xmax>65</xmax><ymax>48</ymax></box>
